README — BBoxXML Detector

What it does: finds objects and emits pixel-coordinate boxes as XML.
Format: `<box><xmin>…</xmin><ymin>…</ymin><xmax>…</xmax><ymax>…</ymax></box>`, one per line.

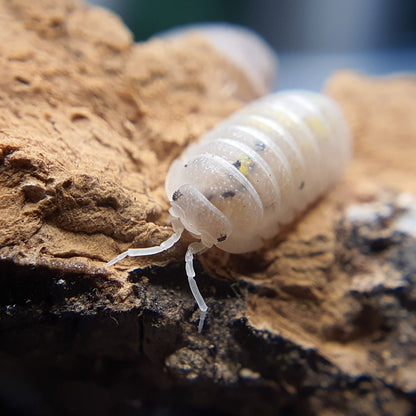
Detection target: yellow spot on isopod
<box><xmin>237</xmin><ymin>155</ymin><xmax>253</xmax><ymax>176</ymax></box>
<box><xmin>270</xmin><ymin>109</ymin><xmax>294</xmax><ymax>130</ymax></box>
<box><xmin>305</xmin><ymin>116</ymin><xmax>329</xmax><ymax>141</ymax></box>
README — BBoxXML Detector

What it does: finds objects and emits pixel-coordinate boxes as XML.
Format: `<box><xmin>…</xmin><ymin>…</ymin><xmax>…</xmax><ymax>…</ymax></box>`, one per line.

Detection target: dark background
<box><xmin>89</xmin><ymin>0</ymin><xmax>416</xmax><ymax>90</ymax></box>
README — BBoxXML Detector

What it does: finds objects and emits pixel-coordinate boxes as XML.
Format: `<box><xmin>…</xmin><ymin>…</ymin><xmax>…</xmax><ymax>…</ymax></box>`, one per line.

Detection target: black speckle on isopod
<box><xmin>221</xmin><ymin>191</ymin><xmax>236</xmax><ymax>199</ymax></box>
<box><xmin>299</xmin><ymin>181</ymin><xmax>305</xmax><ymax>190</ymax></box>
<box><xmin>233</xmin><ymin>160</ymin><xmax>241</xmax><ymax>169</ymax></box>
<box><xmin>217</xmin><ymin>234</ymin><xmax>227</xmax><ymax>242</ymax></box>
<box><xmin>255</xmin><ymin>142</ymin><xmax>266</xmax><ymax>151</ymax></box>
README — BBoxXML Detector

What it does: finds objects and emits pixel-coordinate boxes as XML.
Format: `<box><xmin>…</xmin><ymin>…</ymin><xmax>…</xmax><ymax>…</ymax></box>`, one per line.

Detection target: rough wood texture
<box><xmin>0</xmin><ymin>0</ymin><xmax>259</xmax><ymax>276</ymax></box>
<box><xmin>1</xmin><ymin>1</ymin><xmax>415</xmax><ymax>415</ymax></box>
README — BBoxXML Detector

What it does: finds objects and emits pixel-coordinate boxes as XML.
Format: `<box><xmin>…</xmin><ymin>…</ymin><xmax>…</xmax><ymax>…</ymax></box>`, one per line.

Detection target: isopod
<box><xmin>107</xmin><ymin>90</ymin><xmax>351</xmax><ymax>331</ymax></box>
<box><xmin>158</xmin><ymin>22</ymin><xmax>278</xmax><ymax>96</ymax></box>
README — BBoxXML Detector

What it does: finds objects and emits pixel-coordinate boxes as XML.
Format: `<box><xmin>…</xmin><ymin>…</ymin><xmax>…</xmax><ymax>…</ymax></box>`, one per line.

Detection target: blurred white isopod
<box><xmin>107</xmin><ymin>90</ymin><xmax>351</xmax><ymax>332</ymax></box>
<box><xmin>154</xmin><ymin>22</ymin><xmax>278</xmax><ymax>96</ymax></box>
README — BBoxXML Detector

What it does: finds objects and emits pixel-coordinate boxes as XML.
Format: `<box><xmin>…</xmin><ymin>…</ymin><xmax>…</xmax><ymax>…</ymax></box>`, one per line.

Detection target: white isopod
<box><xmin>158</xmin><ymin>22</ymin><xmax>278</xmax><ymax>96</ymax></box>
<box><xmin>107</xmin><ymin>90</ymin><xmax>351</xmax><ymax>331</ymax></box>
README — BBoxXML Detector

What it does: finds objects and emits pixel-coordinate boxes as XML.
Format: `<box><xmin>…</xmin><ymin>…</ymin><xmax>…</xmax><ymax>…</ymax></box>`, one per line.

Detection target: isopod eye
<box><xmin>169</xmin><ymin>184</ymin><xmax>232</xmax><ymax>248</ymax></box>
<box><xmin>172</xmin><ymin>189</ymin><xmax>182</xmax><ymax>201</ymax></box>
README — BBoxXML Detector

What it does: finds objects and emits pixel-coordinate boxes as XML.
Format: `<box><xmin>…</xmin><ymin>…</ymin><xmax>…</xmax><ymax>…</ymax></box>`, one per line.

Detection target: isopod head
<box><xmin>165</xmin><ymin>154</ymin><xmax>265</xmax><ymax>254</ymax></box>
<box><xmin>168</xmin><ymin>183</ymin><xmax>232</xmax><ymax>248</ymax></box>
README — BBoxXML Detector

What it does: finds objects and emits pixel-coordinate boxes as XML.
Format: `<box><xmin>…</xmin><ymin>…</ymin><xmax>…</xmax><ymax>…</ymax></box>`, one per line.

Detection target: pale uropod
<box><xmin>107</xmin><ymin>90</ymin><xmax>351</xmax><ymax>332</ymax></box>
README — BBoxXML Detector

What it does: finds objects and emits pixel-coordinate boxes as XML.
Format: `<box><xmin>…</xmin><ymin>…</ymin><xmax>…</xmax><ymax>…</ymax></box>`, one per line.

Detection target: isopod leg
<box><xmin>106</xmin><ymin>230</ymin><xmax>183</xmax><ymax>267</ymax></box>
<box><xmin>185</xmin><ymin>242</ymin><xmax>208</xmax><ymax>332</ymax></box>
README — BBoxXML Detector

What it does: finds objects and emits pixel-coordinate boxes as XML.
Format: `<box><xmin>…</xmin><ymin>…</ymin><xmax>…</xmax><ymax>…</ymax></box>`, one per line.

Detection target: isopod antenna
<box><xmin>106</xmin><ymin>222</ymin><xmax>209</xmax><ymax>332</ymax></box>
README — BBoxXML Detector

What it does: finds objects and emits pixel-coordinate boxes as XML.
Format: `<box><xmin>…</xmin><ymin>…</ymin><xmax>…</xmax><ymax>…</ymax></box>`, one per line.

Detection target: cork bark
<box><xmin>1</xmin><ymin>1</ymin><xmax>415</xmax><ymax>415</ymax></box>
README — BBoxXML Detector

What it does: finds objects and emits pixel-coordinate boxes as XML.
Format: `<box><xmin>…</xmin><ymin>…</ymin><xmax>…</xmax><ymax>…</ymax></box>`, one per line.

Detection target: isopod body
<box><xmin>107</xmin><ymin>90</ymin><xmax>351</xmax><ymax>331</ymax></box>
<box><xmin>166</xmin><ymin>90</ymin><xmax>350</xmax><ymax>252</ymax></box>
<box><xmin>159</xmin><ymin>22</ymin><xmax>278</xmax><ymax>96</ymax></box>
